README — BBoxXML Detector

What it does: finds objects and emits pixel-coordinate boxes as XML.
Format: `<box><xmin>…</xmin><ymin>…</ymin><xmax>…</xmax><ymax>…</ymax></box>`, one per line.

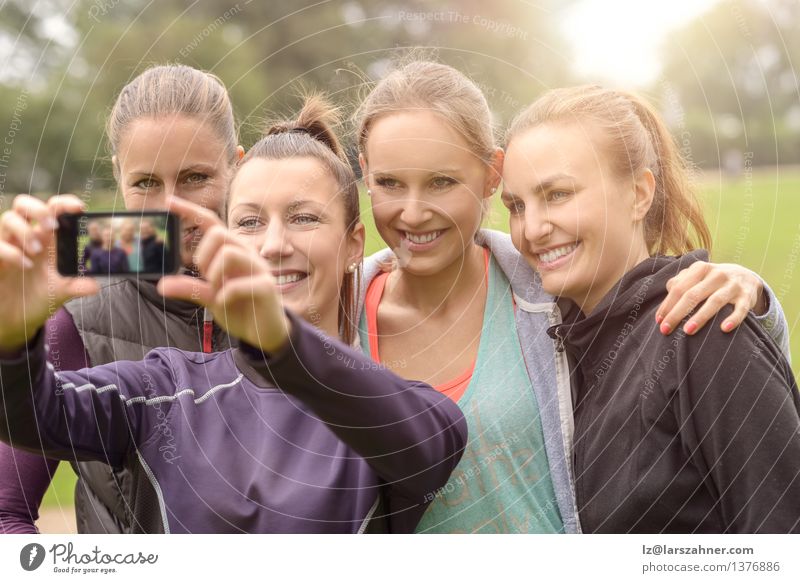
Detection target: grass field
<box><xmin>36</xmin><ymin>167</ymin><xmax>800</xmax><ymax>524</ymax></box>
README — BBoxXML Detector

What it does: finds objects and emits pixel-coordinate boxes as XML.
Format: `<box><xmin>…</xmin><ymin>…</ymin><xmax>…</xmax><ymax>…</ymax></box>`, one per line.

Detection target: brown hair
<box><xmin>236</xmin><ymin>95</ymin><xmax>362</xmax><ymax>344</ymax></box>
<box><xmin>506</xmin><ymin>85</ymin><xmax>712</xmax><ymax>255</ymax></box>
<box><xmin>107</xmin><ymin>64</ymin><xmax>238</xmax><ymax>161</ymax></box>
<box><xmin>355</xmin><ymin>60</ymin><xmax>496</xmax><ymax>165</ymax></box>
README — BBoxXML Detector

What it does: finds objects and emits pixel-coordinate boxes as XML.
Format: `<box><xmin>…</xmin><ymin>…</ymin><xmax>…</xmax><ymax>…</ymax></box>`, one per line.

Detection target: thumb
<box><xmin>61</xmin><ymin>277</ymin><xmax>100</xmax><ymax>301</ymax></box>
<box><xmin>158</xmin><ymin>275</ymin><xmax>214</xmax><ymax>307</ymax></box>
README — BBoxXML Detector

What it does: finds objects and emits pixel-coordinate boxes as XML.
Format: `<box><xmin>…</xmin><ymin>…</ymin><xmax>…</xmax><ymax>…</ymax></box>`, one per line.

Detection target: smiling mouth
<box><xmin>273</xmin><ymin>272</ymin><xmax>308</xmax><ymax>287</ymax></box>
<box><xmin>536</xmin><ymin>242</ymin><xmax>580</xmax><ymax>265</ymax></box>
<box><xmin>401</xmin><ymin>230</ymin><xmax>445</xmax><ymax>245</ymax></box>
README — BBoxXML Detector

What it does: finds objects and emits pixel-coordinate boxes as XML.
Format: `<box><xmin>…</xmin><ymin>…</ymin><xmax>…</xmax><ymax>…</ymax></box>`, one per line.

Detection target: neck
<box><xmin>577</xmin><ymin>245</ymin><xmax>650</xmax><ymax>315</ymax></box>
<box><xmin>390</xmin><ymin>242</ymin><xmax>485</xmax><ymax>315</ymax></box>
<box><xmin>303</xmin><ymin>306</ymin><xmax>340</xmax><ymax>341</ymax></box>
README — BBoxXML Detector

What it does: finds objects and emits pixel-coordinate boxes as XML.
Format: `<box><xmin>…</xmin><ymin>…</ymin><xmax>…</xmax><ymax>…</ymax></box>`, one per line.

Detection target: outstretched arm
<box><xmin>241</xmin><ymin>311</ymin><xmax>467</xmax><ymax>503</ymax></box>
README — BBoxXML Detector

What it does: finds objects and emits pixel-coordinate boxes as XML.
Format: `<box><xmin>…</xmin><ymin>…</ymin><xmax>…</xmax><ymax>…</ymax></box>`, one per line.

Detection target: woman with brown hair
<box><xmin>502</xmin><ymin>85</ymin><xmax>800</xmax><ymax>533</ymax></box>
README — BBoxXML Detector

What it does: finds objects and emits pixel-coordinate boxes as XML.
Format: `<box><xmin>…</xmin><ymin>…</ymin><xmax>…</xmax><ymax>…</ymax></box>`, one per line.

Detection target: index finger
<box><xmin>165</xmin><ymin>195</ymin><xmax>225</xmax><ymax>236</ymax></box>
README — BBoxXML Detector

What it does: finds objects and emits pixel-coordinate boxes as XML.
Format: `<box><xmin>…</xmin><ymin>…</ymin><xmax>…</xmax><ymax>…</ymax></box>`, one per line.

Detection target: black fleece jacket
<box><xmin>550</xmin><ymin>251</ymin><xmax>800</xmax><ymax>533</ymax></box>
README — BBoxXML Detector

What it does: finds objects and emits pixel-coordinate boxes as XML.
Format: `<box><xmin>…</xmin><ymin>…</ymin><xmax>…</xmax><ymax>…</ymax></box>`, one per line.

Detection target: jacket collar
<box><xmin>554</xmin><ymin>250</ymin><xmax>709</xmax><ymax>360</ymax></box>
<box><xmin>133</xmin><ymin>268</ymin><xmax>203</xmax><ymax>321</ymax></box>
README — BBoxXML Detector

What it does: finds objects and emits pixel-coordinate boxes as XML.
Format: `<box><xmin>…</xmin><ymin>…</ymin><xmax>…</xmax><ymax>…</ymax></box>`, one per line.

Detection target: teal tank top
<box><xmin>359</xmin><ymin>252</ymin><xmax>565</xmax><ymax>533</ymax></box>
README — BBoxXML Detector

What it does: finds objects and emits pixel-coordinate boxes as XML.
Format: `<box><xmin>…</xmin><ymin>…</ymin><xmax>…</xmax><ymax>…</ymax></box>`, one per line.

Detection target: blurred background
<box><xmin>1</xmin><ymin>0</ymin><xmax>798</xmax><ymax>533</ymax></box>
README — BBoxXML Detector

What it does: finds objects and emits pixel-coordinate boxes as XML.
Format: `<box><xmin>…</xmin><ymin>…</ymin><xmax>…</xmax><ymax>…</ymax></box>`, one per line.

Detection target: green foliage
<box><xmin>0</xmin><ymin>0</ymin><xmax>572</xmax><ymax>195</ymax></box>
<box><xmin>658</xmin><ymin>0</ymin><xmax>800</xmax><ymax>168</ymax></box>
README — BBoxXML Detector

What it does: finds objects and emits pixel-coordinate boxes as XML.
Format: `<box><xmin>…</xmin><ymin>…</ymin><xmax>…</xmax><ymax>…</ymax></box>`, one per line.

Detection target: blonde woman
<box><xmin>502</xmin><ymin>86</ymin><xmax>799</xmax><ymax>532</ymax></box>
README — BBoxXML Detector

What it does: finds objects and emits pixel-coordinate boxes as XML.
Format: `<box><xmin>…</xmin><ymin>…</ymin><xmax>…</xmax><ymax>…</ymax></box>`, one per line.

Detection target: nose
<box><xmin>399</xmin><ymin>192</ymin><xmax>433</xmax><ymax>227</ymax></box>
<box><xmin>524</xmin><ymin>199</ymin><xmax>553</xmax><ymax>245</ymax></box>
<box><xmin>259</xmin><ymin>219</ymin><xmax>294</xmax><ymax>262</ymax></box>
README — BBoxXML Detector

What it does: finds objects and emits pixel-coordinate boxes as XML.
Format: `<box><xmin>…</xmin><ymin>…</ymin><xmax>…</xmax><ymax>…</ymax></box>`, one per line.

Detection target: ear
<box><xmin>633</xmin><ymin>168</ymin><xmax>656</xmax><ymax>221</ymax></box>
<box><xmin>484</xmin><ymin>148</ymin><xmax>505</xmax><ymax>199</ymax></box>
<box><xmin>236</xmin><ymin>145</ymin><xmax>245</xmax><ymax>161</ymax></box>
<box><xmin>345</xmin><ymin>222</ymin><xmax>366</xmax><ymax>268</ymax></box>
<box><xmin>358</xmin><ymin>152</ymin><xmax>370</xmax><ymax>189</ymax></box>
<box><xmin>112</xmin><ymin>155</ymin><xmax>120</xmax><ymax>181</ymax></box>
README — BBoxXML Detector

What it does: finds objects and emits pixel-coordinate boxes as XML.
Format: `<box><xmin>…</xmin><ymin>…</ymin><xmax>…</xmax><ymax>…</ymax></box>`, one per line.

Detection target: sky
<box><xmin>562</xmin><ymin>0</ymin><xmax>723</xmax><ymax>86</ymax></box>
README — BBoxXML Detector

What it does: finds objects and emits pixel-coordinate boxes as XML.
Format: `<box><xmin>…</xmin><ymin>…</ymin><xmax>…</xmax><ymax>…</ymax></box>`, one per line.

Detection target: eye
<box><xmin>134</xmin><ymin>178</ymin><xmax>159</xmax><ymax>189</ymax></box>
<box><xmin>184</xmin><ymin>173</ymin><xmax>209</xmax><ymax>184</ymax></box>
<box><xmin>290</xmin><ymin>213</ymin><xmax>320</xmax><ymax>226</ymax></box>
<box><xmin>236</xmin><ymin>216</ymin><xmax>263</xmax><ymax>230</ymax></box>
<box><xmin>374</xmin><ymin>177</ymin><xmax>401</xmax><ymax>190</ymax></box>
<box><xmin>504</xmin><ymin>198</ymin><xmax>525</xmax><ymax>215</ymax></box>
<box><xmin>548</xmin><ymin>190</ymin><xmax>571</xmax><ymax>202</ymax></box>
<box><xmin>430</xmin><ymin>176</ymin><xmax>457</xmax><ymax>189</ymax></box>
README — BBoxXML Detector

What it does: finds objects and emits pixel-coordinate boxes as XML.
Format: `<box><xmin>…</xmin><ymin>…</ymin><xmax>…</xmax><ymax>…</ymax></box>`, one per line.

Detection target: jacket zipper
<box><xmin>202</xmin><ymin>307</ymin><xmax>213</xmax><ymax>353</ymax></box>
<box><xmin>545</xmin><ymin>306</ymin><xmax>582</xmax><ymax>533</ymax></box>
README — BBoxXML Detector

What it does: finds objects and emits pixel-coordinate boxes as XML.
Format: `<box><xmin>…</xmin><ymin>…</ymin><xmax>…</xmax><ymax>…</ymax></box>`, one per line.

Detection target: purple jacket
<box><xmin>88</xmin><ymin>247</ymin><xmax>129</xmax><ymax>275</ymax></box>
<box><xmin>0</xmin><ymin>311</ymin><xmax>466</xmax><ymax>533</ymax></box>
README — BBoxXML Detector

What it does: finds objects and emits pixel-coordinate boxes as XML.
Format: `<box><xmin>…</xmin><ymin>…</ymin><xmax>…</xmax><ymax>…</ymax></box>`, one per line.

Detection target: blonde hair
<box><xmin>236</xmin><ymin>95</ymin><xmax>361</xmax><ymax>344</ymax></box>
<box><xmin>507</xmin><ymin>85</ymin><xmax>712</xmax><ymax>255</ymax></box>
<box><xmin>107</xmin><ymin>64</ymin><xmax>237</xmax><ymax>161</ymax></box>
<box><xmin>355</xmin><ymin>60</ymin><xmax>496</xmax><ymax>165</ymax></box>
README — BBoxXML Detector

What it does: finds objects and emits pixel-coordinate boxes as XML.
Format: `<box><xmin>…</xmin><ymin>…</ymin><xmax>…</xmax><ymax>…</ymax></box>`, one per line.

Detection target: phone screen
<box><xmin>58</xmin><ymin>212</ymin><xmax>179</xmax><ymax>278</ymax></box>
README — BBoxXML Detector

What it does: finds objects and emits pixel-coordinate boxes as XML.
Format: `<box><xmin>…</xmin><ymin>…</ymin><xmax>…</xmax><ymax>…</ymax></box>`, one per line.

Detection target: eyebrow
<box><xmin>372</xmin><ymin>168</ymin><xmax>464</xmax><ymax>176</ymax></box>
<box><xmin>530</xmin><ymin>173</ymin><xmax>576</xmax><ymax>195</ymax></box>
<box><xmin>286</xmin><ymin>199</ymin><xmax>324</xmax><ymax>213</ymax></box>
<box><xmin>229</xmin><ymin>199</ymin><xmax>325</xmax><ymax>215</ymax></box>
<box><xmin>127</xmin><ymin>163</ymin><xmax>217</xmax><ymax>177</ymax></box>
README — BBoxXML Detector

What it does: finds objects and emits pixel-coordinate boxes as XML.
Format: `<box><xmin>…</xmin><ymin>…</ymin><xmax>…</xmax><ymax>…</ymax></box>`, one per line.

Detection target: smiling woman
<box><xmin>502</xmin><ymin>85</ymin><xmax>800</xmax><ymax>533</ymax></box>
<box><xmin>230</xmin><ymin>95</ymin><xmax>365</xmax><ymax>343</ymax></box>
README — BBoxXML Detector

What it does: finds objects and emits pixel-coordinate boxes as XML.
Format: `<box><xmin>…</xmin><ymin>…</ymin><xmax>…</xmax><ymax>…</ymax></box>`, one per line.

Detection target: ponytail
<box><xmin>622</xmin><ymin>93</ymin><xmax>712</xmax><ymax>254</ymax></box>
<box><xmin>263</xmin><ymin>95</ymin><xmax>347</xmax><ymax>162</ymax></box>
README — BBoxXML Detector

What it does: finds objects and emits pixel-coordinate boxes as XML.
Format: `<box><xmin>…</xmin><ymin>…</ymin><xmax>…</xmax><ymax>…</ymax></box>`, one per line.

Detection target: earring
<box><xmin>346</xmin><ymin>262</ymin><xmax>358</xmax><ymax>273</ymax></box>
<box><xmin>490</xmin><ymin>187</ymin><xmax>497</xmax><ymax>194</ymax></box>
<box><xmin>367</xmin><ymin>189</ymin><xmax>373</xmax><ymax>196</ymax></box>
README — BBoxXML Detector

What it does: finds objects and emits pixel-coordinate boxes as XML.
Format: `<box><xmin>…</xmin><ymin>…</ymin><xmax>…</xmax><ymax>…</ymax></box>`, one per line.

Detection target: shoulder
<box><xmin>477</xmin><ymin>229</ymin><xmax>554</xmax><ymax>303</ymax></box>
<box><xmin>663</xmin><ymin>306</ymin><xmax>792</xmax><ymax>396</ymax></box>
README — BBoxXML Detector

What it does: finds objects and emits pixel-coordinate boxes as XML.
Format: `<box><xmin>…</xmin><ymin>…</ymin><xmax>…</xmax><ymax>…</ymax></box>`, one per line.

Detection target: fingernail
<box><xmin>684</xmin><ymin>321</ymin><xmax>698</xmax><ymax>335</ymax></box>
<box><xmin>655</xmin><ymin>314</ymin><xmax>663</xmax><ymax>324</ymax></box>
<box><xmin>660</xmin><ymin>323</ymin><xmax>672</xmax><ymax>335</ymax></box>
<box><xmin>44</xmin><ymin>217</ymin><xmax>58</xmax><ymax>230</ymax></box>
<box><xmin>22</xmin><ymin>256</ymin><xmax>34</xmax><ymax>269</ymax></box>
<box><xmin>29</xmin><ymin>239</ymin><xmax>42</xmax><ymax>254</ymax></box>
<box><xmin>723</xmin><ymin>321</ymin><xmax>735</xmax><ymax>332</ymax></box>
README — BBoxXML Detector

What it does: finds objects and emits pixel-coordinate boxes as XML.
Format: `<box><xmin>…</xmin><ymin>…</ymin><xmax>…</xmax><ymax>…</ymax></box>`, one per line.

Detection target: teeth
<box><xmin>538</xmin><ymin>243</ymin><xmax>578</xmax><ymax>264</ymax></box>
<box><xmin>276</xmin><ymin>273</ymin><xmax>304</xmax><ymax>285</ymax></box>
<box><xmin>405</xmin><ymin>231</ymin><xmax>441</xmax><ymax>244</ymax></box>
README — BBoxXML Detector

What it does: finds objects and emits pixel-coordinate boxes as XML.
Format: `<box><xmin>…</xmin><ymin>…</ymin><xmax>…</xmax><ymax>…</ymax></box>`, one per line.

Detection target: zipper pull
<box><xmin>547</xmin><ymin>324</ymin><xmax>566</xmax><ymax>353</ymax></box>
<box><xmin>202</xmin><ymin>307</ymin><xmax>213</xmax><ymax>353</ymax></box>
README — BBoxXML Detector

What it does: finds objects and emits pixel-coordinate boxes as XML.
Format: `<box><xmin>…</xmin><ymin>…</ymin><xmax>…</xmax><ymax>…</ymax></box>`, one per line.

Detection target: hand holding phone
<box><xmin>0</xmin><ymin>194</ymin><xmax>99</xmax><ymax>351</ymax></box>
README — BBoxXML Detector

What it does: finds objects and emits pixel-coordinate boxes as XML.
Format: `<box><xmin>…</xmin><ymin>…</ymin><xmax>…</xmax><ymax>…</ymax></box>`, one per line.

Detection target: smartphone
<box><xmin>57</xmin><ymin>211</ymin><xmax>180</xmax><ymax>278</ymax></box>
